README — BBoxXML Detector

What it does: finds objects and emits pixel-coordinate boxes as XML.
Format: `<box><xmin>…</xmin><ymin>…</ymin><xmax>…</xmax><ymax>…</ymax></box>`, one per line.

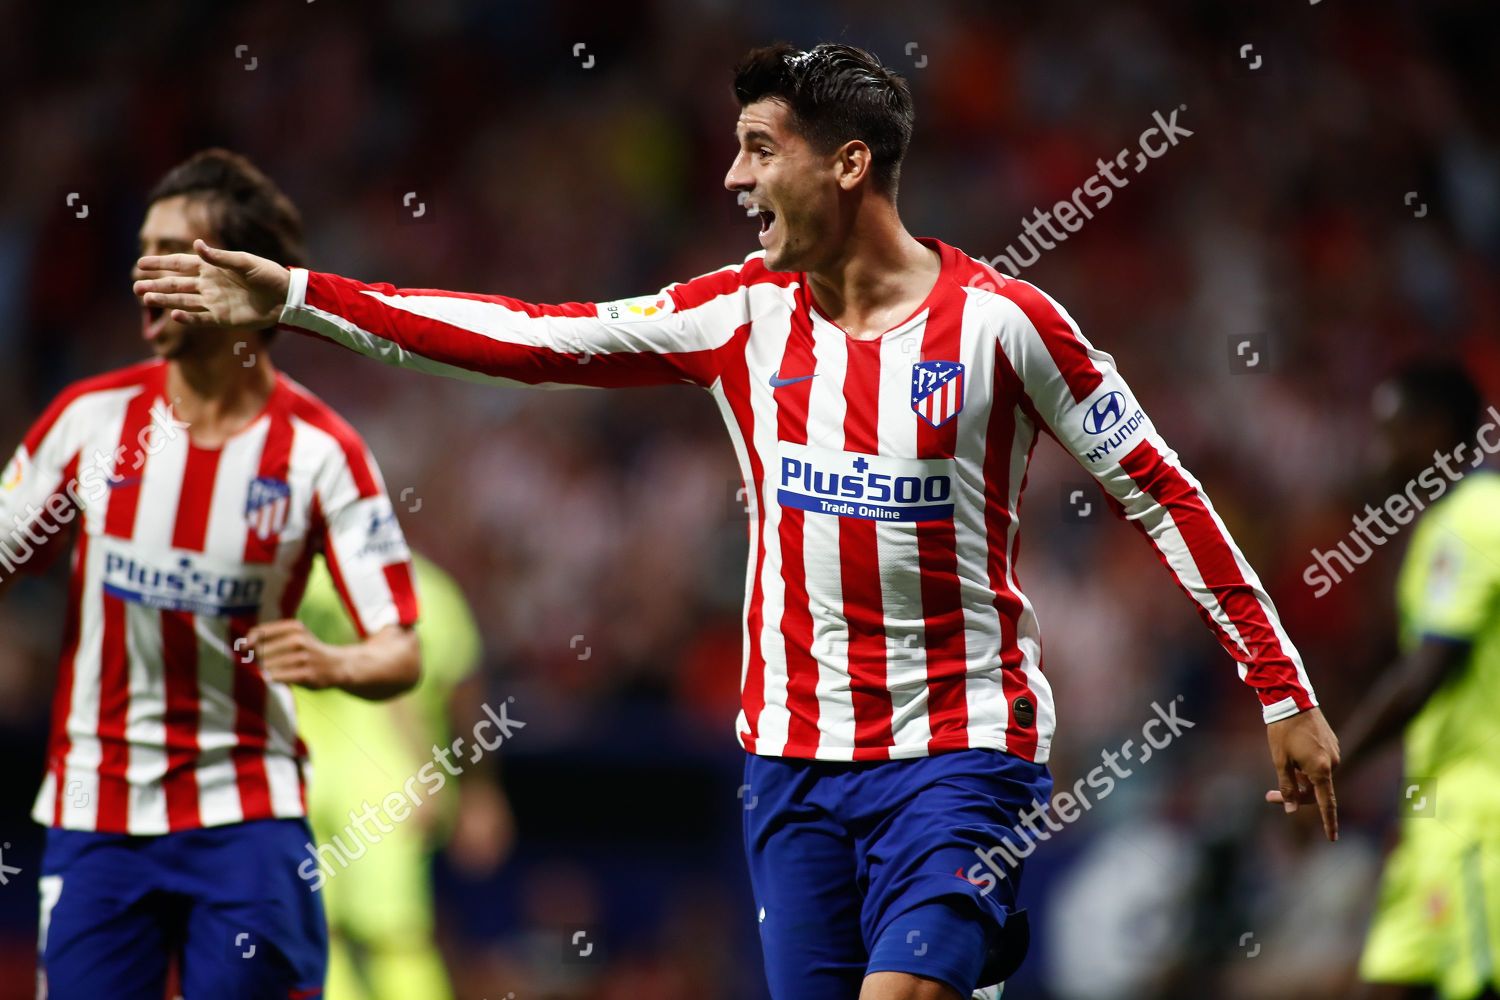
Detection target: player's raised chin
<box><xmin>726</xmin><ymin>97</ymin><xmax>869</xmax><ymax>274</ymax></box>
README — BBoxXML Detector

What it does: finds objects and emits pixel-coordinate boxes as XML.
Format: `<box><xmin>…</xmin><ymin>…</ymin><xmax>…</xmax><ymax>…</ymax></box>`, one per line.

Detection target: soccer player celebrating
<box><xmin>135</xmin><ymin>45</ymin><xmax>1338</xmax><ymax>1000</ymax></box>
<box><xmin>1317</xmin><ymin>363</ymin><xmax>1499</xmax><ymax>1000</ymax></box>
<box><xmin>4</xmin><ymin>149</ymin><xmax>420</xmax><ymax>998</ymax></box>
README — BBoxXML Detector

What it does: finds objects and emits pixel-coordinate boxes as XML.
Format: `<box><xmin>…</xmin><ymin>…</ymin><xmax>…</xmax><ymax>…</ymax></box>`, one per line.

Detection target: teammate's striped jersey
<box><xmin>281</xmin><ymin>238</ymin><xmax>1317</xmax><ymax>763</ymax></box>
<box><xmin>0</xmin><ymin>360</ymin><xmax>419</xmax><ymax>833</ymax></box>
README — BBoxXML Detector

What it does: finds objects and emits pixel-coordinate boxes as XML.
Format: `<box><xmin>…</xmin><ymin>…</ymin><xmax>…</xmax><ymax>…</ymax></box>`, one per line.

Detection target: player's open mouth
<box><xmin>143</xmin><ymin>305</ymin><xmax>168</xmax><ymax>341</ymax></box>
<box><xmin>739</xmin><ymin>192</ymin><xmax>778</xmax><ymax>246</ymax></box>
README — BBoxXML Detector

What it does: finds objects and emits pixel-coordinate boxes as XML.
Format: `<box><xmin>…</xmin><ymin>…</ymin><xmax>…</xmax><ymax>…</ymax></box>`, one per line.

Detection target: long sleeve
<box><xmin>995</xmin><ymin>279</ymin><xmax>1318</xmax><ymax>723</ymax></box>
<box><xmin>278</xmin><ymin>261</ymin><xmax>753</xmax><ymax>391</ymax></box>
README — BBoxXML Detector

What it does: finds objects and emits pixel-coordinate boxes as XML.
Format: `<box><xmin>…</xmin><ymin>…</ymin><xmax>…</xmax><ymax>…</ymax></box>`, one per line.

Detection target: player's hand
<box><xmin>133</xmin><ymin>239</ymin><xmax>290</xmax><ymax>330</ymax></box>
<box><xmin>247</xmin><ymin>619</ymin><xmax>348</xmax><ymax>690</ymax></box>
<box><xmin>1263</xmin><ymin>706</ymin><xmax>1340</xmax><ymax>841</ymax></box>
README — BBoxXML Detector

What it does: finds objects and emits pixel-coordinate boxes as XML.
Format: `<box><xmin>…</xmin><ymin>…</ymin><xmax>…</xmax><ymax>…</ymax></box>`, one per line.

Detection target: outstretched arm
<box><xmin>990</xmin><ymin>276</ymin><xmax>1339</xmax><ymax>840</ymax></box>
<box><xmin>135</xmin><ymin>241</ymin><xmax>748</xmax><ymax>390</ymax></box>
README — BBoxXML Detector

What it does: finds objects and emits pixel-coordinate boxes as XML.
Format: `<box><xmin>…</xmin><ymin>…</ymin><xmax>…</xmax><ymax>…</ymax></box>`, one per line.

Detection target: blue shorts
<box><xmin>38</xmin><ymin>818</ymin><xmax>327</xmax><ymax>1000</ymax></box>
<box><xmin>743</xmin><ymin>748</ymin><xmax>1052</xmax><ymax>999</ymax></box>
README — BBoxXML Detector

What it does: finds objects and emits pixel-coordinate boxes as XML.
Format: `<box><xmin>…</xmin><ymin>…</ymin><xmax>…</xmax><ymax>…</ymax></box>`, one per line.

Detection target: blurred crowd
<box><xmin>1</xmin><ymin>0</ymin><xmax>1497</xmax><ymax>997</ymax></box>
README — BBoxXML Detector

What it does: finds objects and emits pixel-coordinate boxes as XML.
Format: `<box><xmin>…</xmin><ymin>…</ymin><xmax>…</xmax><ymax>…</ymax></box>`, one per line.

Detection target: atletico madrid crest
<box><xmin>245</xmin><ymin>476</ymin><xmax>291</xmax><ymax>539</ymax></box>
<box><xmin>910</xmin><ymin>361</ymin><xmax>965</xmax><ymax>428</ymax></box>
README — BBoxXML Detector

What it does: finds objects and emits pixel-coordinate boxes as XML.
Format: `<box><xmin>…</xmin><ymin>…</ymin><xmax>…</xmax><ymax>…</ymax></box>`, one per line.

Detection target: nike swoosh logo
<box><xmin>769</xmin><ymin>371</ymin><xmax>817</xmax><ymax>388</ymax></box>
<box><xmin>106</xmin><ymin>476</ymin><xmax>141</xmax><ymax>490</ymax></box>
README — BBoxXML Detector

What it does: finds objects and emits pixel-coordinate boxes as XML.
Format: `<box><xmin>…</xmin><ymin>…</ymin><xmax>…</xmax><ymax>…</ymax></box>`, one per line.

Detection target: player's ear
<box><xmin>833</xmin><ymin>140</ymin><xmax>872</xmax><ymax>192</ymax></box>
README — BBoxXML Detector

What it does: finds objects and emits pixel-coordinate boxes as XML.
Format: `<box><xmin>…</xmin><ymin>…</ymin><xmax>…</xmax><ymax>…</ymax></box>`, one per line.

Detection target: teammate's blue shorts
<box><xmin>743</xmin><ymin>748</ymin><xmax>1052</xmax><ymax>999</ymax></box>
<box><xmin>38</xmin><ymin>817</ymin><xmax>327</xmax><ymax>1000</ymax></box>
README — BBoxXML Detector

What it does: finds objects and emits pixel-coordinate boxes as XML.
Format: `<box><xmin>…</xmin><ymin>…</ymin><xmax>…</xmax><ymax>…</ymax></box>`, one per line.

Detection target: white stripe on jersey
<box><xmin>873</xmin><ymin>324</ymin><xmax>934</xmax><ymax>750</ymax></box>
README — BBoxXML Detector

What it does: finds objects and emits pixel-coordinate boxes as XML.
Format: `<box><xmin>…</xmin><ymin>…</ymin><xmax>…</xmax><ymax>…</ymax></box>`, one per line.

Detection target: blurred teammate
<box><xmin>135</xmin><ymin>44</ymin><xmax>1338</xmax><ymax>1000</ymax></box>
<box><xmin>1326</xmin><ymin>363</ymin><xmax>1500</xmax><ymax>1000</ymax></box>
<box><xmin>295</xmin><ymin>551</ymin><xmax>514</xmax><ymax>1000</ymax></box>
<box><xmin>3</xmin><ymin>148</ymin><xmax>420</xmax><ymax>998</ymax></box>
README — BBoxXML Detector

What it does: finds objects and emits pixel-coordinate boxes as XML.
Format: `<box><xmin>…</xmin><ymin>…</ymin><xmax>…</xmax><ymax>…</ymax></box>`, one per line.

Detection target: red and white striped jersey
<box><xmin>281</xmin><ymin>238</ymin><xmax>1317</xmax><ymax>764</ymax></box>
<box><xmin>1</xmin><ymin>360</ymin><xmax>418</xmax><ymax>833</ymax></box>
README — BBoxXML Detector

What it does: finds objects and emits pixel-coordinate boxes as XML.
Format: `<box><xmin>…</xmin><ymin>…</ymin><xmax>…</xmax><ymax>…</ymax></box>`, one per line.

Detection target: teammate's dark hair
<box><xmin>147</xmin><ymin>148</ymin><xmax>307</xmax><ymax>269</ymax></box>
<box><xmin>733</xmin><ymin>42</ymin><xmax>914</xmax><ymax>200</ymax></box>
<box><xmin>1389</xmin><ymin>359</ymin><xmax>1483</xmax><ymax>441</ymax></box>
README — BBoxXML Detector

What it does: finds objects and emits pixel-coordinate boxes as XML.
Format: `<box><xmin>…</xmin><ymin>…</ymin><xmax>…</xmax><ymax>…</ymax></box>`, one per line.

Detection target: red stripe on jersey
<box><xmin>171</xmin><ymin>445</ymin><xmax>219</xmax><ymax>550</ymax></box>
<box><xmin>916</xmin><ymin>285</ymin><xmax>972</xmax><ymax>752</ymax></box>
<box><xmin>717</xmin><ymin>323</ymin><xmax>768</xmax><ymax>750</ymax></box>
<box><xmin>840</xmin><ymin>340</ymin><xmax>893</xmax><ymax>758</ymax></box>
<box><xmin>244</xmin><ymin>389</ymin><xmax>293</xmax><ymax>564</ymax></box>
<box><xmin>160</xmin><ymin>610</ymin><xmax>201</xmax><ymax>828</ymax></box>
<box><xmin>160</xmin><ymin>443</ymin><xmax>222</xmax><ymax>829</ymax></box>
<box><xmin>998</xmin><ymin>281</ymin><xmax>1103</xmax><ymax>403</ymax></box>
<box><xmin>986</xmin><ymin>350</ymin><xmax>1040</xmax><ymax>760</ymax></box>
<box><xmin>775</xmin><ymin>289</ymin><xmax>822</xmax><ymax>752</ymax></box>
<box><xmin>1117</xmin><ymin>439</ymin><xmax>1313</xmax><ymax>711</ymax></box>
<box><xmin>48</xmin><ymin>456</ymin><xmax>82</xmax><ymax>826</ymax></box>
<box><xmin>227</xmin><ymin>614</ymin><xmax>272</xmax><ymax>819</ymax></box>
<box><xmin>382</xmin><ymin>562</ymin><xmax>419</xmax><ymax>626</ymax></box>
<box><xmin>670</xmin><ymin>267</ymin><xmax>744</xmax><ymax>311</ymax></box>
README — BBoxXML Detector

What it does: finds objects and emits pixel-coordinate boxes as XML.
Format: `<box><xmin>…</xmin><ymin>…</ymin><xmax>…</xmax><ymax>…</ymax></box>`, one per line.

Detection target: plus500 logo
<box><xmin>776</xmin><ymin>443</ymin><xmax>955</xmax><ymax>522</ymax></box>
<box><xmin>103</xmin><ymin>551</ymin><xmax>265</xmax><ymax>617</ymax></box>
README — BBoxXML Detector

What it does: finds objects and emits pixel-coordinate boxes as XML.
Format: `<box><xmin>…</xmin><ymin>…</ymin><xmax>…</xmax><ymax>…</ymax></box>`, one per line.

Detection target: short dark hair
<box><xmin>733</xmin><ymin>42</ymin><xmax>914</xmax><ymax>199</ymax></box>
<box><xmin>147</xmin><ymin>148</ymin><xmax>307</xmax><ymax>268</ymax></box>
<box><xmin>1389</xmin><ymin>359</ymin><xmax>1483</xmax><ymax>441</ymax></box>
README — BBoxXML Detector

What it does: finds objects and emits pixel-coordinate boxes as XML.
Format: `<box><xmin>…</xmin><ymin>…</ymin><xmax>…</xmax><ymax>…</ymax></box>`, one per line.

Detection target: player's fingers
<box><xmin>1277</xmin><ymin>763</ymin><xmax>1300</xmax><ymax>814</ymax></box>
<box><xmin>253</xmin><ymin>639</ymin><xmax>300</xmax><ymax>664</ymax></box>
<box><xmin>142</xmin><ymin>292</ymin><xmax>205</xmax><ymax>311</ymax></box>
<box><xmin>169</xmin><ymin>308</ymin><xmax>220</xmax><ymax>326</ymax></box>
<box><xmin>1311</xmin><ymin>772</ymin><xmax>1339</xmax><ymax>842</ymax></box>
<box><xmin>248</xmin><ymin>619</ymin><xmax>299</xmax><ymax>642</ymax></box>
<box><xmin>135</xmin><ymin>252</ymin><xmax>201</xmax><ymax>274</ymax></box>
<box><xmin>133</xmin><ymin>276</ymin><xmax>200</xmax><ymax>296</ymax></box>
<box><xmin>194</xmin><ymin>239</ymin><xmax>257</xmax><ymax>273</ymax></box>
<box><xmin>251</xmin><ymin>628</ymin><xmax>308</xmax><ymax>657</ymax></box>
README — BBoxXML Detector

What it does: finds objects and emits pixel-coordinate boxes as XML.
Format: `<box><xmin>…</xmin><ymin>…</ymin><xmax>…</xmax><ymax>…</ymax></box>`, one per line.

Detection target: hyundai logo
<box><xmin>1082</xmin><ymin>391</ymin><xmax>1127</xmax><ymax>435</ymax></box>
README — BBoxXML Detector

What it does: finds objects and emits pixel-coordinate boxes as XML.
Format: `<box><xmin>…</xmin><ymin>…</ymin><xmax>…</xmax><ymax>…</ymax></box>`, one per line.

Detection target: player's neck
<box><xmin>166</xmin><ymin>346</ymin><xmax>278</xmax><ymax>447</ymax></box>
<box><xmin>805</xmin><ymin>207</ymin><xmax>941</xmax><ymax>341</ymax></box>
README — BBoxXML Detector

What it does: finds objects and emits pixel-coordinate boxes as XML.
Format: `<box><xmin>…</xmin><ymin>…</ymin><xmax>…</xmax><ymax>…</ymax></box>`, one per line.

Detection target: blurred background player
<box><xmin>1329</xmin><ymin>362</ymin><xmax>1500</xmax><ymax>1000</ymax></box>
<box><xmin>0</xmin><ymin>148</ymin><xmax>421</xmax><ymax>998</ymax></box>
<box><xmin>295</xmin><ymin>549</ymin><xmax>514</xmax><ymax>1000</ymax></box>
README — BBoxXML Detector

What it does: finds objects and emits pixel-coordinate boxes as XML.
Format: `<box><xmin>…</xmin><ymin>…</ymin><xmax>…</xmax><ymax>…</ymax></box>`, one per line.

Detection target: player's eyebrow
<box><xmin>737</xmin><ymin>128</ymin><xmax>776</xmax><ymax>147</ymax></box>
